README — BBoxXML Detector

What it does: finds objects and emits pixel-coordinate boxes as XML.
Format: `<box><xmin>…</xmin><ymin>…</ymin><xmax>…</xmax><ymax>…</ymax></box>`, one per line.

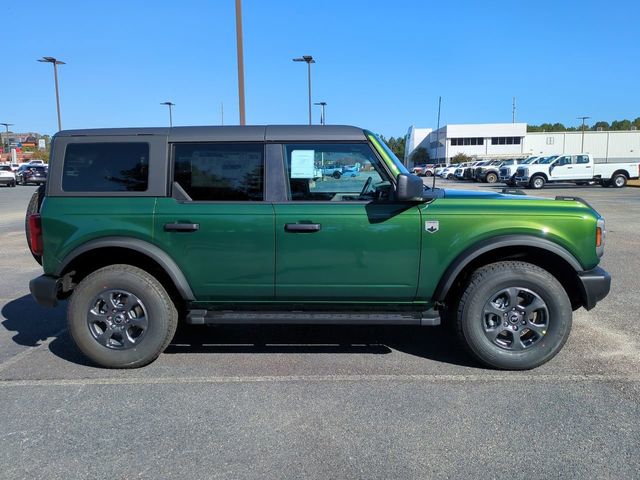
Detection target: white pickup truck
<box><xmin>514</xmin><ymin>154</ymin><xmax>640</xmax><ymax>189</ymax></box>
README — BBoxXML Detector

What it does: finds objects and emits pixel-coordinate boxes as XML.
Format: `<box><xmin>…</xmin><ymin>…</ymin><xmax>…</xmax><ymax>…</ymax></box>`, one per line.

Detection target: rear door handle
<box><xmin>164</xmin><ymin>222</ymin><xmax>200</xmax><ymax>232</ymax></box>
<box><xmin>284</xmin><ymin>223</ymin><xmax>321</xmax><ymax>233</ymax></box>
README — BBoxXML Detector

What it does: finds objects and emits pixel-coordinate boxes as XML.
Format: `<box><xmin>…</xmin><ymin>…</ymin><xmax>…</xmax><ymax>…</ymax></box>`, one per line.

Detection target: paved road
<box><xmin>1</xmin><ymin>182</ymin><xmax>638</xmax><ymax>479</ymax></box>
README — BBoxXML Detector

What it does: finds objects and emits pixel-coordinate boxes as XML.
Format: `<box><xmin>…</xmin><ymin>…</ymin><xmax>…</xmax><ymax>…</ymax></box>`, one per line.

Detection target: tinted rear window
<box><xmin>62</xmin><ymin>142</ymin><xmax>149</xmax><ymax>192</ymax></box>
<box><xmin>173</xmin><ymin>143</ymin><xmax>264</xmax><ymax>201</ymax></box>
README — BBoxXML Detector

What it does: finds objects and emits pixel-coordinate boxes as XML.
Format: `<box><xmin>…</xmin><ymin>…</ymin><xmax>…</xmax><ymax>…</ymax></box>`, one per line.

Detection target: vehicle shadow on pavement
<box><xmin>1</xmin><ymin>295</ymin><xmax>97</xmax><ymax>367</ymax></box>
<box><xmin>2</xmin><ymin>295</ymin><xmax>477</xmax><ymax>368</ymax></box>
<box><xmin>166</xmin><ymin>322</ymin><xmax>478</xmax><ymax>367</ymax></box>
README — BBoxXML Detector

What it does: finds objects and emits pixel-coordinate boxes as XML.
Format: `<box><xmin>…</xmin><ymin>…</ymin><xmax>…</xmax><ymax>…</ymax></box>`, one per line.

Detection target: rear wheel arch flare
<box><xmin>57</xmin><ymin>237</ymin><xmax>195</xmax><ymax>302</ymax></box>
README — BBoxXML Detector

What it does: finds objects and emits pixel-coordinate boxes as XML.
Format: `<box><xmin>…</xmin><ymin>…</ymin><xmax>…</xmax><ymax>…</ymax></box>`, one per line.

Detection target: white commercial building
<box><xmin>405</xmin><ymin>123</ymin><xmax>640</xmax><ymax>165</ymax></box>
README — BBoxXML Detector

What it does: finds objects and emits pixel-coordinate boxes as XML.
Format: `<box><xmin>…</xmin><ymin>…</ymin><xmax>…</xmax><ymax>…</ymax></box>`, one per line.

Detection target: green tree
<box><xmin>411</xmin><ymin>147</ymin><xmax>429</xmax><ymax>164</ymax></box>
<box><xmin>611</xmin><ymin>119</ymin><xmax>632</xmax><ymax>130</ymax></box>
<box><xmin>592</xmin><ymin>121</ymin><xmax>610</xmax><ymax>131</ymax></box>
<box><xmin>451</xmin><ymin>153</ymin><xmax>472</xmax><ymax>164</ymax></box>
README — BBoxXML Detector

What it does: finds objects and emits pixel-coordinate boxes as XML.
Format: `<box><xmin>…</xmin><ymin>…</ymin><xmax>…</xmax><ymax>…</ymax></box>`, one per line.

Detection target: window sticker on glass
<box><xmin>290</xmin><ymin>150</ymin><xmax>316</xmax><ymax>178</ymax></box>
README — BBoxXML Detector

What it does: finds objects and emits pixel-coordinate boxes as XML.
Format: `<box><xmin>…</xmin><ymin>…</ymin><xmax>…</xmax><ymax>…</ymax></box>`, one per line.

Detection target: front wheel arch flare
<box><xmin>433</xmin><ymin>236</ymin><xmax>585</xmax><ymax>306</ymax></box>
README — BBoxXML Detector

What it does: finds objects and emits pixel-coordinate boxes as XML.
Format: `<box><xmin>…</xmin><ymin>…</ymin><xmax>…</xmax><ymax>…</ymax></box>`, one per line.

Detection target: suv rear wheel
<box><xmin>456</xmin><ymin>261</ymin><xmax>572</xmax><ymax>370</ymax></box>
<box><xmin>68</xmin><ymin>264</ymin><xmax>178</xmax><ymax>368</ymax></box>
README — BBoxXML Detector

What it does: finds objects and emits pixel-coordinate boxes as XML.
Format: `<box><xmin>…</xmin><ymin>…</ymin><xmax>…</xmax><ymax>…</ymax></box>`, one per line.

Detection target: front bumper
<box><xmin>0</xmin><ymin>177</ymin><xmax>15</xmax><ymax>185</ymax></box>
<box><xmin>29</xmin><ymin>275</ymin><xmax>61</xmax><ymax>307</ymax></box>
<box><xmin>578</xmin><ymin>266</ymin><xmax>611</xmax><ymax>311</ymax></box>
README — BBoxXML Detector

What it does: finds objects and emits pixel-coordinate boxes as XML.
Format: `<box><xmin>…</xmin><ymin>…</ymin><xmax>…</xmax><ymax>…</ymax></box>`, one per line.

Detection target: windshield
<box><xmin>366</xmin><ymin>131</ymin><xmax>410</xmax><ymax>176</ymax></box>
<box><xmin>539</xmin><ymin>156</ymin><xmax>558</xmax><ymax>164</ymax></box>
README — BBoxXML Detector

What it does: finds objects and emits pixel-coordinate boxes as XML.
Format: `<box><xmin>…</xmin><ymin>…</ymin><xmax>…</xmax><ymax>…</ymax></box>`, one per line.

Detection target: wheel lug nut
<box><xmin>513</xmin><ymin>326</ymin><xmax>518</xmax><ymax>331</ymax></box>
<box><xmin>522</xmin><ymin>320</ymin><xmax>526</xmax><ymax>325</ymax></box>
<box><xmin>503</xmin><ymin>322</ymin><xmax>508</xmax><ymax>327</ymax></box>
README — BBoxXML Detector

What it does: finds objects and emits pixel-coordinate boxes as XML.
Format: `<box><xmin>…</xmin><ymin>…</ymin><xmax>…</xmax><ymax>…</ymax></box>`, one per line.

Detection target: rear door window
<box><xmin>62</xmin><ymin>142</ymin><xmax>149</xmax><ymax>192</ymax></box>
<box><xmin>173</xmin><ymin>143</ymin><xmax>264</xmax><ymax>201</ymax></box>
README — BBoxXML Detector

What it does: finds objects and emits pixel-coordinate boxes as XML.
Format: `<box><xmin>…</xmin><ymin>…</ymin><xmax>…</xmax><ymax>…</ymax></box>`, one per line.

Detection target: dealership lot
<box><xmin>1</xmin><ymin>182</ymin><xmax>639</xmax><ymax>479</ymax></box>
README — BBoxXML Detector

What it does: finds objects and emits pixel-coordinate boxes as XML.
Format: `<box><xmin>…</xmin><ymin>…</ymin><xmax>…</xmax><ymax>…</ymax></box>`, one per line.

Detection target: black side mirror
<box><xmin>396</xmin><ymin>173</ymin><xmax>424</xmax><ymax>201</ymax></box>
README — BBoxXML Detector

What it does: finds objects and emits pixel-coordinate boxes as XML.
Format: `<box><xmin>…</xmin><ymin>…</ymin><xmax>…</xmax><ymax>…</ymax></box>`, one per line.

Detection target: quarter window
<box><xmin>173</xmin><ymin>143</ymin><xmax>264</xmax><ymax>201</ymax></box>
<box><xmin>283</xmin><ymin>143</ymin><xmax>390</xmax><ymax>202</ymax></box>
<box><xmin>62</xmin><ymin>142</ymin><xmax>149</xmax><ymax>192</ymax></box>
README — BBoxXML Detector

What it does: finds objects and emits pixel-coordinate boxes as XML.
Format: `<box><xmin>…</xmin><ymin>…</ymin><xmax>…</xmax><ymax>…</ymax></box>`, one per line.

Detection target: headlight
<box><xmin>596</xmin><ymin>218</ymin><xmax>606</xmax><ymax>257</ymax></box>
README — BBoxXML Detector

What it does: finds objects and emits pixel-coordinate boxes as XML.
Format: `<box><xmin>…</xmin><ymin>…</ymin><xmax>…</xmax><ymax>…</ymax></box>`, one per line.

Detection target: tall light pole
<box><xmin>578</xmin><ymin>116</ymin><xmax>591</xmax><ymax>152</ymax></box>
<box><xmin>37</xmin><ymin>57</ymin><xmax>65</xmax><ymax>131</ymax></box>
<box><xmin>314</xmin><ymin>101</ymin><xmax>327</xmax><ymax>125</ymax></box>
<box><xmin>161</xmin><ymin>102</ymin><xmax>175</xmax><ymax>127</ymax></box>
<box><xmin>0</xmin><ymin>123</ymin><xmax>13</xmax><ymax>154</ymax></box>
<box><xmin>235</xmin><ymin>0</ymin><xmax>246</xmax><ymax>125</ymax></box>
<box><xmin>293</xmin><ymin>55</ymin><xmax>315</xmax><ymax>125</ymax></box>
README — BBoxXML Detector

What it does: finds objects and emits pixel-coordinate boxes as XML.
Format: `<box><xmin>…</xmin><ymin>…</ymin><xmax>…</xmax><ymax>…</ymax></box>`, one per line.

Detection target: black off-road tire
<box><xmin>25</xmin><ymin>185</ymin><xmax>46</xmax><ymax>265</ymax></box>
<box><xmin>456</xmin><ymin>261</ymin><xmax>572</xmax><ymax>370</ymax></box>
<box><xmin>485</xmin><ymin>172</ymin><xmax>498</xmax><ymax>184</ymax></box>
<box><xmin>68</xmin><ymin>264</ymin><xmax>178</xmax><ymax>368</ymax></box>
<box><xmin>332</xmin><ymin>171</ymin><xmax>342</xmax><ymax>179</ymax></box>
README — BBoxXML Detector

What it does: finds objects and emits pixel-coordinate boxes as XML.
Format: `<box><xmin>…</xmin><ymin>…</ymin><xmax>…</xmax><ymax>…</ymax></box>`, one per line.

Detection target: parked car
<box><xmin>411</xmin><ymin>164</ymin><xmax>428</xmax><ymax>176</ymax></box>
<box><xmin>515</xmin><ymin>154</ymin><xmax>640</xmax><ymax>189</ymax></box>
<box><xmin>438</xmin><ymin>165</ymin><xmax>457</xmax><ymax>179</ymax></box>
<box><xmin>0</xmin><ymin>165</ymin><xmax>17</xmax><ymax>187</ymax></box>
<box><xmin>499</xmin><ymin>157</ymin><xmax>541</xmax><ymax>186</ymax></box>
<box><xmin>28</xmin><ymin>124</ymin><xmax>610</xmax><ymax>371</ymax></box>
<box><xmin>16</xmin><ymin>165</ymin><xmax>47</xmax><ymax>185</ymax></box>
<box><xmin>321</xmin><ymin>164</ymin><xmax>343</xmax><ymax>179</ymax></box>
<box><xmin>474</xmin><ymin>160</ymin><xmax>502</xmax><ymax>182</ymax></box>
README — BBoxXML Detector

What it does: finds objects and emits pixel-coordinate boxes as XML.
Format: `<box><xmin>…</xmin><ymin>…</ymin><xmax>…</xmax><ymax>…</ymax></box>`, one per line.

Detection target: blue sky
<box><xmin>3</xmin><ymin>0</ymin><xmax>639</xmax><ymax>137</ymax></box>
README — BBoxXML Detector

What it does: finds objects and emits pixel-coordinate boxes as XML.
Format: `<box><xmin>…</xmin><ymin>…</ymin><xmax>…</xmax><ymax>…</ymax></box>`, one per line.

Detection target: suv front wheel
<box><xmin>68</xmin><ymin>264</ymin><xmax>178</xmax><ymax>368</ymax></box>
<box><xmin>456</xmin><ymin>261</ymin><xmax>572</xmax><ymax>370</ymax></box>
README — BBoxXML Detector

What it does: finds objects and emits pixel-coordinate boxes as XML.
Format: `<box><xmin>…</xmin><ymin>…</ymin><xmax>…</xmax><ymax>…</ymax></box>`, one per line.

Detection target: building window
<box><xmin>451</xmin><ymin>137</ymin><xmax>484</xmax><ymax>146</ymax></box>
<box><xmin>546</xmin><ymin>137</ymin><xmax>555</xmax><ymax>145</ymax></box>
<box><xmin>491</xmin><ymin>137</ymin><xmax>522</xmax><ymax>145</ymax></box>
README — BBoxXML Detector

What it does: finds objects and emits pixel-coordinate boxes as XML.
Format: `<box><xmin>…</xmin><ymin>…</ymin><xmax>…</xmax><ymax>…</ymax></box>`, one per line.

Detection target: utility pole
<box><xmin>577</xmin><ymin>116</ymin><xmax>591</xmax><ymax>152</ymax></box>
<box><xmin>221</xmin><ymin>102</ymin><xmax>224</xmax><ymax>125</ymax></box>
<box><xmin>314</xmin><ymin>101</ymin><xmax>327</xmax><ymax>125</ymax></box>
<box><xmin>38</xmin><ymin>57</ymin><xmax>65</xmax><ymax>131</ymax></box>
<box><xmin>161</xmin><ymin>102</ymin><xmax>175</xmax><ymax>127</ymax></box>
<box><xmin>0</xmin><ymin>123</ymin><xmax>13</xmax><ymax>154</ymax></box>
<box><xmin>235</xmin><ymin>0</ymin><xmax>246</xmax><ymax>125</ymax></box>
<box><xmin>293</xmin><ymin>55</ymin><xmax>315</xmax><ymax>125</ymax></box>
<box><xmin>430</xmin><ymin>97</ymin><xmax>442</xmax><ymax>190</ymax></box>
<box><xmin>512</xmin><ymin>97</ymin><xmax>516</xmax><ymax>123</ymax></box>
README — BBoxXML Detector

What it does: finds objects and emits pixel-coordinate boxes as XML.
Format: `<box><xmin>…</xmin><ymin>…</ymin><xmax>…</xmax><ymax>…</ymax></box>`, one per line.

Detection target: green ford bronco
<box><xmin>28</xmin><ymin>125</ymin><xmax>610</xmax><ymax>369</ymax></box>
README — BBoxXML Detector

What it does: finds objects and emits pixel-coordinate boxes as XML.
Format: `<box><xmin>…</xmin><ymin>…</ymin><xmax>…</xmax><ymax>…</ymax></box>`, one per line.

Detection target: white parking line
<box><xmin>0</xmin><ymin>373</ymin><xmax>638</xmax><ymax>387</ymax></box>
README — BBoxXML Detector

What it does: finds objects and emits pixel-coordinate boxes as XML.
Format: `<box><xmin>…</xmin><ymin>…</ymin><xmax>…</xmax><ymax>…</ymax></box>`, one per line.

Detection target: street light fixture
<box><xmin>293</xmin><ymin>55</ymin><xmax>315</xmax><ymax>125</ymax></box>
<box><xmin>314</xmin><ymin>102</ymin><xmax>327</xmax><ymax>125</ymax></box>
<box><xmin>0</xmin><ymin>123</ymin><xmax>14</xmax><ymax>154</ymax></box>
<box><xmin>161</xmin><ymin>102</ymin><xmax>175</xmax><ymax>127</ymax></box>
<box><xmin>577</xmin><ymin>116</ymin><xmax>591</xmax><ymax>152</ymax></box>
<box><xmin>37</xmin><ymin>57</ymin><xmax>65</xmax><ymax>131</ymax></box>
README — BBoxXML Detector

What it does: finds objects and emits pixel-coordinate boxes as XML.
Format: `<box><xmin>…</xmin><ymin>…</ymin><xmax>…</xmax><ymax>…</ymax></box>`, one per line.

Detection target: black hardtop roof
<box><xmin>55</xmin><ymin>125</ymin><xmax>368</xmax><ymax>142</ymax></box>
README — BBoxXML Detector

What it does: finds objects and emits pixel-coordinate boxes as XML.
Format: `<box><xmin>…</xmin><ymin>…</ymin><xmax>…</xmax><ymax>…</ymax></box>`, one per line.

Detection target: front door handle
<box><xmin>284</xmin><ymin>223</ymin><xmax>321</xmax><ymax>233</ymax></box>
<box><xmin>164</xmin><ymin>222</ymin><xmax>200</xmax><ymax>232</ymax></box>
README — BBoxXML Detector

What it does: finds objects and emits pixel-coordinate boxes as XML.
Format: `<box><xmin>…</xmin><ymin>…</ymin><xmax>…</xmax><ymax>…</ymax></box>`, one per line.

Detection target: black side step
<box><xmin>186</xmin><ymin>309</ymin><xmax>441</xmax><ymax>327</ymax></box>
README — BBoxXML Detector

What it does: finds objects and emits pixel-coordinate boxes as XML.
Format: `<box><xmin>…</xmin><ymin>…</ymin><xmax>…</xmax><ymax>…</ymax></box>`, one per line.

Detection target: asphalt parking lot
<box><xmin>1</xmin><ymin>181</ymin><xmax>639</xmax><ymax>479</ymax></box>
